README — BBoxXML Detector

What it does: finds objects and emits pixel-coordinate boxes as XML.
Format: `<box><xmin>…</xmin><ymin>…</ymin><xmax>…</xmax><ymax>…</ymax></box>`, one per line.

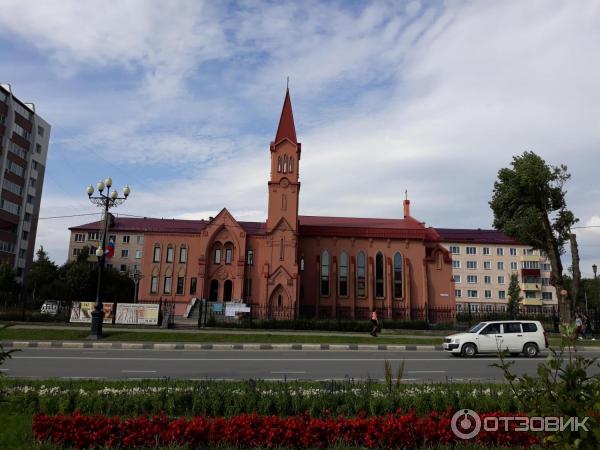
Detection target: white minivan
<box><xmin>443</xmin><ymin>320</ymin><xmax>548</xmax><ymax>357</ymax></box>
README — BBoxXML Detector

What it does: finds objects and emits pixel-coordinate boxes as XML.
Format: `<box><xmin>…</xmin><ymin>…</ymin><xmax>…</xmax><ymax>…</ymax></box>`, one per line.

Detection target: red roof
<box><xmin>69</xmin><ymin>217</ymin><xmax>267</xmax><ymax>235</ymax></box>
<box><xmin>298</xmin><ymin>215</ymin><xmax>424</xmax><ymax>229</ymax></box>
<box><xmin>435</xmin><ymin>228</ymin><xmax>518</xmax><ymax>245</ymax></box>
<box><xmin>274</xmin><ymin>88</ymin><xmax>297</xmax><ymax>144</ymax></box>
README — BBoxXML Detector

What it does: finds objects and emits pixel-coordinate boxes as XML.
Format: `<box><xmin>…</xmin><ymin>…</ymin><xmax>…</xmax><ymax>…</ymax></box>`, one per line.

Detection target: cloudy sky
<box><xmin>1</xmin><ymin>0</ymin><xmax>599</xmax><ymax>276</ymax></box>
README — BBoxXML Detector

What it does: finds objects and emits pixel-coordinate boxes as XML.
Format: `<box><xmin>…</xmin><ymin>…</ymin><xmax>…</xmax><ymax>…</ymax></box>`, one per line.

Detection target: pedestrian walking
<box><xmin>575</xmin><ymin>314</ymin><xmax>583</xmax><ymax>340</ymax></box>
<box><xmin>370</xmin><ymin>309</ymin><xmax>379</xmax><ymax>337</ymax></box>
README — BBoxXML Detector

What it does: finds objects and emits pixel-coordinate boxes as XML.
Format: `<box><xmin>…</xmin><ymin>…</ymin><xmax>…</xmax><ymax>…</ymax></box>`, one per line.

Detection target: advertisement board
<box><xmin>225</xmin><ymin>302</ymin><xmax>251</xmax><ymax>317</ymax></box>
<box><xmin>69</xmin><ymin>301</ymin><xmax>113</xmax><ymax>323</ymax></box>
<box><xmin>115</xmin><ymin>303</ymin><xmax>160</xmax><ymax>325</ymax></box>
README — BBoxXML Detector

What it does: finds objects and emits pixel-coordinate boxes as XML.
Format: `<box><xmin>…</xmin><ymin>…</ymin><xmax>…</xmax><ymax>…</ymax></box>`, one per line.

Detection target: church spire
<box><xmin>274</xmin><ymin>87</ymin><xmax>297</xmax><ymax>144</ymax></box>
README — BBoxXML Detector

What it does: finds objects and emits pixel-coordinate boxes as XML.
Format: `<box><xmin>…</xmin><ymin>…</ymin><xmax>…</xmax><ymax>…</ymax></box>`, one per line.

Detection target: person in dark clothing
<box><xmin>370</xmin><ymin>309</ymin><xmax>379</xmax><ymax>337</ymax></box>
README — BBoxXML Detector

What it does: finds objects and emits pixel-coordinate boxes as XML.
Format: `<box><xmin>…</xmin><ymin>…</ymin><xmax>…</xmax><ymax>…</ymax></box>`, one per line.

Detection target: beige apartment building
<box><xmin>67</xmin><ymin>214</ymin><xmax>145</xmax><ymax>274</ymax></box>
<box><xmin>437</xmin><ymin>229</ymin><xmax>557</xmax><ymax>314</ymax></box>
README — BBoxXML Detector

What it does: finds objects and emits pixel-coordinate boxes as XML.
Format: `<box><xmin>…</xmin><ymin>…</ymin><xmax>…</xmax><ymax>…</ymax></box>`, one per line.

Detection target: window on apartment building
<box><xmin>26</xmin><ymin>194</ymin><xmax>33</xmax><ymax>204</ymax></box>
<box><xmin>74</xmin><ymin>234</ymin><xmax>85</xmax><ymax>242</ymax></box>
<box><xmin>72</xmin><ymin>248</ymin><xmax>80</xmax><ymax>256</ymax></box>
<box><xmin>452</xmin><ymin>260</ymin><xmax>460</xmax><ymax>269</ymax></box>
<box><xmin>153</xmin><ymin>246</ymin><xmax>161</xmax><ymax>262</ymax></box>
<box><xmin>542</xmin><ymin>278</ymin><xmax>550</xmax><ymax>286</ymax></box>
<box><xmin>356</xmin><ymin>251</ymin><xmax>366</xmax><ymax>297</ymax></box>
<box><xmin>137</xmin><ymin>235</ymin><xmax>144</xmax><ymax>245</ymax></box>
<box><xmin>497</xmin><ymin>248</ymin><xmax>504</xmax><ymax>256</ymax></box>
<box><xmin>375</xmin><ymin>251</ymin><xmax>385</xmax><ymax>298</ymax></box>
<box><xmin>511</xmin><ymin>262</ymin><xmax>518</xmax><ymax>270</ymax></box>
<box><xmin>523</xmin><ymin>248</ymin><xmax>535</xmax><ymax>255</ymax></box>
<box><xmin>122</xmin><ymin>235</ymin><xmax>130</xmax><ymax>243</ymax></box>
<box><xmin>89</xmin><ymin>246</ymin><xmax>97</xmax><ymax>255</ymax></box>
<box><xmin>29</xmin><ymin>177</ymin><xmax>36</xmax><ymax>187</ymax></box>
<box><xmin>498</xmin><ymin>275</ymin><xmax>505</xmax><ymax>284</ymax></box>
<box><xmin>484</xmin><ymin>275</ymin><xmax>491</xmax><ymax>284</ymax></box>
<box><xmin>166</xmin><ymin>246</ymin><xmax>174</xmax><ymax>263</ymax></box>
<box><xmin>246</xmin><ymin>250</ymin><xmax>253</xmax><ymax>265</ymax></box>
<box><xmin>108</xmin><ymin>235</ymin><xmax>116</xmax><ymax>243</ymax></box>
<box><xmin>393</xmin><ymin>252</ymin><xmax>403</xmax><ymax>299</ymax></box>
<box><xmin>499</xmin><ymin>290</ymin><xmax>506</xmax><ymax>299</ymax></box>
<box><xmin>483</xmin><ymin>247</ymin><xmax>490</xmax><ymax>255</ymax></box>
<box><xmin>120</xmin><ymin>264</ymin><xmax>127</xmax><ymax>273</ymax></box>
<box><xmin>484</xmin><ymin>290</ymin><xmax>492</xmax><ymax>299</ymax></box>
<box><xmin>522</xmin><ymin>261</ymin><xmax>540</xmax><ymax>269</ymax></box>
<box><xmin>320</xmin><ymin>250</ymin><xmax>329</xmax><ymax>296</ymax></box>
<box><xmin>121</xmin><ymin>249</ymin><xmax>129</xmax><ymax>258</ymax></box>
<box><xmin>190</xmin><ymin>277</ymin><xmax>197</xmax><ymax>295</ymax></box>
<box><xmin>467</xmin><ymin>261</ymin><xmax>477</xmax><ymax>269</ymax></box>
<box><xmin>510</xmin><ymin>248</ymin><xmax>517</xmax><ymax>256</ymax></box>
<box><xmin>467</xmin><ymin>290</ymin><xmax>478</xmax><ymax>298</ymax></box>
<box><xmin>150</xmin><ymin>276</ymin><xmax>158</xmax><ymax>293</ymax></box>
<box><xmin>467</xmin><ymin>275</ymin><xmax>477</xmax><ymax>284</ymax></box>
<box><xmin>37</xmin><ymin>125</ymin><xmax>44</xmax><ymax>136</ymax></box>
<box><xmin>455</xmin><ymin>289</ymin><xmax>462</xmax><ymax>298</ymax></box>
<box><xmin>483</xmin><ymin>261</ymin><xmax>491</xmax><ymax>270</ymax></box>
<box><xmin>179</xmin><ymin>246</ymin><xmax>187</xmax><ymax>263</ymax></box>
<box><xmin>542</xmin><ymin>292</ymin><xmax>553</xmax><ymax>300</ymax></box>
<box><xmin>470</xmin><ymin>303</ymin><xmax>479</xmax><ymax>312</ymax></box>
<box><xmin>1</xmin><ymin>199</ymin><xmax>20</xmax><ymax>215</ymax></box>
<box><xmin>32</xmin><ymin>160</ymin><xmax>38</xmax><ymax>170</ymax></box>
<box><xmin>35</xmin><ymin>143</ymin><xmax>42</xmax><ymax>154</ymax></box>
<box><xmin>466</xmin><ymin>247</ymin><xmax>477</xmax><ymax>255</ymax></box>
<box><xmin>135</xmin><ymin>250</ymin><xmax>142</xmax><ymax>259</ymax></box>
<box><xmin>176</xmin><ymin>277</ymin><xmax>185</xmax><ymax>295</ymax></box>
<box><xmin>88</xmin><ymin>231</ymin><xmax>99</xmax><ymax>240</ymax></box>
<box><xmin>542</xmin><ymin>263</ymin><xmax>551</xmax><ymax>271</ymax></box>
<box><xmin>24</xmin><ymin>213</ymin><xmax>31</xmax><ymax>222</ymax></box>
<box><xmin>449</xmin><ymin>246</ymin><xmax>460</xmax><ymax>254</ymax></box>
<box><xmin>525</xmin><ymin>291</ymin><xmax>537</xmax><ymax>299</ymax></box>
<box><xmin>339</xmin><ymin>251</ymin><xmax>349</xmax><ymax>297</ymax></box>
<box><xmin>497</xmin><ymin>261</ymin><xmax>504</xmax><ymax>270</ymax></box>
<box><xmin>22</xmin><ymin>230</ymin><xmax>28</xmax><ymax>241</ymax></box>
<box><xmin>485</xmin><ymin>304</ymin><xmax>493</xmax><ymax>312</ymax></box>
<box><xmin>164</xmin><ymin>276</ymin><xmax>172</xmax><ymax>294</ymax></box>
<box><xmin>453</xmin><ymin>274</ymin><xmax>461</xmax><ymax>283</ymax></box>
<box><xmin>18</xmin><ymin>248</ymin><xmax>26</xmax><ymax>259</ymax></box>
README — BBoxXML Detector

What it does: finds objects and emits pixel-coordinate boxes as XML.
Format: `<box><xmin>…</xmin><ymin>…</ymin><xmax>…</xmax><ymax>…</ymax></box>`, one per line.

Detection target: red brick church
<box><xmin>74</xmin><ymin>89</ymin><xmax>456</xmax><ymax>320</ymax></box>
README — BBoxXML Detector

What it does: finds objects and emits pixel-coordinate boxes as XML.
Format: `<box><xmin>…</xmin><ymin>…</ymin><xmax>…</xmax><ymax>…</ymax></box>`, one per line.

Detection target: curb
<box><xmin>1</xmin><ymin>340</ymin><xmax>445</xmax><ymax>352</ymax></box>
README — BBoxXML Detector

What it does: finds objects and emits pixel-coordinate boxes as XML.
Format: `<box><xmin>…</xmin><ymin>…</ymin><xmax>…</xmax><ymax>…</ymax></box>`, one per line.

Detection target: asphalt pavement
<box><xmin>4</xmin><ymin>348</ymin><xmax>598</xmax><ymax>382</ymax></box>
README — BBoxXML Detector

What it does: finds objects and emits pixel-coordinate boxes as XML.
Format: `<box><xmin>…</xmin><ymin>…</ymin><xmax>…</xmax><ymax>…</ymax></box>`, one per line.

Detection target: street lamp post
<box><xmin>130</xmin><ymin>269</ymin><xmax>144</xmax><ymax>303</ymax></box>
<box><xmin>86</xmin><ymin>177</ymin><xmax>130</xmax><ymax>339</ymax></box>
<box><xmin>593</xmin><ymin>264</ymin><xmax>598</xmax><ymax>313</ymax></box>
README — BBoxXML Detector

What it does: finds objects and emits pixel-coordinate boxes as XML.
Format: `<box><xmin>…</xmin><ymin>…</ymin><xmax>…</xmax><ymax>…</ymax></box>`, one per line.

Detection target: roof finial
<box><xmin>405</xmin><ymin>189</ymin><xmax>408</xmax><ymax>201</ymax></box>
<box><xmin>286</xmin><ymin>76</ymin><xmax>289</xmax><ymax>90</ymax></box>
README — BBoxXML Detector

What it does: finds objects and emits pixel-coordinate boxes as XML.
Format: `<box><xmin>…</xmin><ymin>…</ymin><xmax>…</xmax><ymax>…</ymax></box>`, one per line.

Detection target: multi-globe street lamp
<box><xmin>86</xmin><ymin>177</ymin><xmax>130</xmax><ymax>339</ymax></box>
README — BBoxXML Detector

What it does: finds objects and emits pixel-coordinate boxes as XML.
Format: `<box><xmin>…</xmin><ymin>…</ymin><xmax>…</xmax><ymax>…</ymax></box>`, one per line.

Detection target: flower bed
<box><xmin>33</xmin><ymin>410</ymin><xmax>539</xmax><ymax>449</ymax></box>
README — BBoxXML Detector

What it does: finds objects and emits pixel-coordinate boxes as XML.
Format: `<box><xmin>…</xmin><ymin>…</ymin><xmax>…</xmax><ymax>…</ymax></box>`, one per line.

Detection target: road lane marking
<box><xmin>271</xmin><ymin>371</ymin><xmax>306</xmax><ymax>374</ymax></box>
<box><xmin>122</xmin><ymin>370</ymin><xmax>157</xmax><ymax>373</ymax></box>
<box><xmin>407</xmin><ymin>370</ymin><xmax>446</xmax><ymax>373</ymax></box>
<box><xmin>11</xmin><ymin>356</ymin><xmax>542</xmax><ymax>362</ymax></box>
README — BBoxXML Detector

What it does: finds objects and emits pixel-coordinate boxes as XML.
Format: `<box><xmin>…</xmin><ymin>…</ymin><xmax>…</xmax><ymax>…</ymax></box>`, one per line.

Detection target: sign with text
<box><xmin>69</xmin><ymin>301</ymin><xmax>113</xmax><ymax>323</ymax></box>
<box><xmin>225</xmin><ymin>302</ymin><xmax>251</xmax><ymax>317</ymax></box>
<box><xmin>115</xmin><ymin>303</ymin><xmax>160</xmax><ymax>325</ymax></box>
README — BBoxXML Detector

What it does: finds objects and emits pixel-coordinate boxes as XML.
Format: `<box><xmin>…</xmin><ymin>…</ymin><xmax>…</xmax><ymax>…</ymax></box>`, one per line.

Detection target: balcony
<box><xmin>522</xmin><ymin>283</ymin><xmax>541</xmax><ymax>291</ymax></box>
<box><xmin>521</xmin><ymin>268</ymin><xmax>541</xmax><ymax>277</ymax></box>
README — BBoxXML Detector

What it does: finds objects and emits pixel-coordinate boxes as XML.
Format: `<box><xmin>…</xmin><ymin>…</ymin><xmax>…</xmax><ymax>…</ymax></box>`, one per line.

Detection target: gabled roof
<box><xmin>435</xmin><ymin>228</ymin><xmax>518</xmax><ymax>245</ymax></box>
<box><xmin>274</xmin><ymin>88</ymin><xmax>297</xmax><ymax>144</ymax></box>
<box><xmin>69</xmin><ymin>217</ymin><xmax>267</xmax><ymax>236</ymax></box>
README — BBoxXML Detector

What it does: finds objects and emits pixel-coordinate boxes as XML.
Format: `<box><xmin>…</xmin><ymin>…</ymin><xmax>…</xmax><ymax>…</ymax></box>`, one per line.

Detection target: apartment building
<box><xmin>0</xmin><ymin>84</ymin><xmax>50</xmax><ymax>282</ymax></box>
<box><xmin>437</xmin><ymin>229</ymin><xmax>557</xmax><ymax>314</ymax></box>
<box><xmin>68</xmin><ymin>214</ymin><xmax>145</xmax><ymax>274</ymax></box>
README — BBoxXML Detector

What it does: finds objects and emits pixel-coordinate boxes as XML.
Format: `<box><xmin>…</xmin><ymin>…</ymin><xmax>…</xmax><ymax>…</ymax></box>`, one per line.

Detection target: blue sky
<box><xmin>1</xmin><ymin>0</ymin><xmax>599</xmax><ymax>276</ymax></box>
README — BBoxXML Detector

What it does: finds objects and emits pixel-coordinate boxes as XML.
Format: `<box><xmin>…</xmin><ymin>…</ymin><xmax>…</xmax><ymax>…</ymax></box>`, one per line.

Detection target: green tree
<box><xmin>507</xmin><ymin>273</ymin><xmax>521</xmax><ymax>319</ymax></box>
<box><xmin>28</xmin><ymin>246</ymin><xmax>59</xmax><ymax>304</ymax></box>
<box><xmin>490</xmin><ymin>151</ymin><xmax>578</xmax><ymax>322</ymax></box>
<box><xmin>0</xmin><ymin>263</ymin><xmax>17</xmax><ymax>305</ymax></box>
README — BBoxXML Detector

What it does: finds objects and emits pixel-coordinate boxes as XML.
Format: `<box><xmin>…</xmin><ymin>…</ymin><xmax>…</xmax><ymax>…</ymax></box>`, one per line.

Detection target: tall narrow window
<box><xmin>176</xmin><ymin>277</ymin><xmax>184</xmax><ymax>295</ymax></box>
<box><xmin>163</xmin><ymin>276</ymin><xmax>172</xmax><ymax>294</ymax></box>
<box><xmin>225</xmin><ymin>245</ymin><xmax>233</xmax><ymax>264</ymax></box>
<box><xmin>393</xmin><ymin>252</ymin><xmax>403</xmax><ymax>299</ymax></box>
<box><xmin>190</xmin><ymin>277</ymin><xmax>197</xmax><ymax>295</ymax></box>
<box><xmin>283</xmin><ymin>155</ymin><xmax>287</xmax><ymax>173</ymax></box>
<box><xmin>357</xmin><ymin>251</ymin><xmax>366</xmax><ymax>297</ymax></box>
<box><xmin>375</xmin><ymin>252</ymin><xmax>384</xmax><ymax>298</ymax></box>
<box><xmin>277</xmin><ymin>156</ymin><xmax>281</xmax><ymax>172</ymax></box>
<box><xmin>150</xmin><ymin>276</ymin><xmax>159</xmax><ymax>293</ymax></box>
<box><xmin>339</xmin><ymin>251</ymin><xmax>348</xmax><ymax>297</ymax></box>
<box><xmin>300</xmin><ymin>257</ymin><xmax>305</xmax><ymax>271</ymax></box>
<box><xmin>179</xmin><ymin>247</ymin><xmax>187</xmax><ymax>263</ymax></box>
<box><xmin>153</xmin><ymin>246</ymin><xmax>161</xmax><ymax>262</ymax></box>
<box><xmin>320</xmin><ymin>250</ymin><xmax>329</xmax><ymax>296</ymax></box>
<box><xmin>166</xmin><ymin>246</ymin><xmax>174</xmax><ymax>263</ymax></box>
<box><xmin>289</xmin><ymin>158</ymin><xmax>294</xmax><ymax>173</ymax></box>
<box><xmin>246</xmin><ymin>250</ymin><xmax>254</xmax><ymax>265</ymax></box>
<box><xmin>280</xmin><ymin>238</ymin><xmax>285</xmax><ymax>260</ymax></box>
<box><xmin>214</xmin><ymin>246</ymin><xmax>222</xmax><ymax>264</ymax></box>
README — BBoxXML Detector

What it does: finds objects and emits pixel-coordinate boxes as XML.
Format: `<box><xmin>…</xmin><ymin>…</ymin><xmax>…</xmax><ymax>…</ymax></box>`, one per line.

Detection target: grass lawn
<box><xmin>0</xmin><ymin>327</ymin><xmax>443</xmax><ymax>345</ymax></box>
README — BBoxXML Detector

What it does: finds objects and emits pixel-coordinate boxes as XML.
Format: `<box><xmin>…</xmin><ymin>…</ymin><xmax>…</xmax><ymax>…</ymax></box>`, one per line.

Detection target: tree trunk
<box><xmin>570</xmin><ymin>233</ymin><xmax>582</xmax><ymax>312</ymax></box>
<box><xmin>540</xmin><ymin>214</ymin><xmax>570</xmax><ymax>322</ymax></box>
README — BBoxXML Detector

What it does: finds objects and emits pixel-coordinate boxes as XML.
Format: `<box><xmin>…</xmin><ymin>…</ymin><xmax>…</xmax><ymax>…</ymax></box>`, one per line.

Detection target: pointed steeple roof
<box><xmin>274</xmin><ymin>88</ymin><xmax>297</xmax><ymax>144</ymax></box>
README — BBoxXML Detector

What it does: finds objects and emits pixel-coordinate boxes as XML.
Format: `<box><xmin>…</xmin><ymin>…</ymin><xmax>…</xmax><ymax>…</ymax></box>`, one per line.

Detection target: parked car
<box><xmin>40</xmin><ymin>300</ymin><xmax>65</xmax><ymax>316</ymax></box>
<box><xmin>443</xmin><ymin>320</ymin><xmax>548</xmax><ymax>357</ymax></box>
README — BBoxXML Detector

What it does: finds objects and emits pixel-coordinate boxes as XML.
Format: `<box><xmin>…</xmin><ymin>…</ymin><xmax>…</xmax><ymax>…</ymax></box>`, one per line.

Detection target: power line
<box><xmin>38</xmin><ymin>212</ymin><xmax>171</xmax><ymax>220</ymax></box>
<box><xmin>572</xmin><ymin>225</ymin><xmax>600</xmax><ymax>229</ymax></box>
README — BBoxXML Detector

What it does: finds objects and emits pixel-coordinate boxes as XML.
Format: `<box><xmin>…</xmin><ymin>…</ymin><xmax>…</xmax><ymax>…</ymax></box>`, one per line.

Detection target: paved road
<box><xmin>4</xmin><ymin>348</ymin><xmax>598</xmax><ymax>382</ymax></box>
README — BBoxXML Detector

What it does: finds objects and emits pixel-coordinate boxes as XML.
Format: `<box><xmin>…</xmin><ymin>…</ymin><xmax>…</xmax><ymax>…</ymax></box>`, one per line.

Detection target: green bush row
<box><xmin>1</xmin><ymin>378</ymin><xmax>521</xmax><ymax>418</ymax></box>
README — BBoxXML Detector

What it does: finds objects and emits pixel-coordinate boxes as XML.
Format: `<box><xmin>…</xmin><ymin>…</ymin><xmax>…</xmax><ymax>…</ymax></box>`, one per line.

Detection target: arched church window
<box><xmin>321</xmin><ymin>250</ymin><xmax>329</xmax><ymax>296</ymax></box>
<box><xmin>356</xmin><ymin>251</ymin><xmax>366</xmax><ymax>297</ymax></box>
<box><xmin>280</xmin><ymin>238</ymin><xmax>285</xmax><ymax>260</ymax></box>
<box><xmin>277</xmin><ymin>156</ymin><xmax>282</xmax><ymax>172</ymax></box>
<box><xmin>393</xmin><ymin>252</ymin><xmax>403</xmax><ymax>299</ymax></box>
<box><xmin>339</xmin><ymin>251</ymin><xmax>348</xmax><ymax>297</ymax></box>
<box><xmin>225</xmin><ymin>244</ymin><xmax>233</xmax><ymax>264</ymax></box>
<box><xmin>289</xmin><ymin>157</ymin><xmax>294</xmax><ymax>173</ymax></box>
<box><xmin>278</xmin><ymin>294</ymin><xmax>282</xmax><ymax>307</ymax></box>
<box><xmin>214</xmin><ymin>245</ymin><xmax>222</xmax><ymax>264</ymax></box>
<box><xmin>375</xmin><ymin>251</ymin><xmax>384</xmax><ymax>298</ymax></box>
<box><xmin>283</xmin><ymin>155</ymin><xmax>288</xmax><ymax>173</ymax></box>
